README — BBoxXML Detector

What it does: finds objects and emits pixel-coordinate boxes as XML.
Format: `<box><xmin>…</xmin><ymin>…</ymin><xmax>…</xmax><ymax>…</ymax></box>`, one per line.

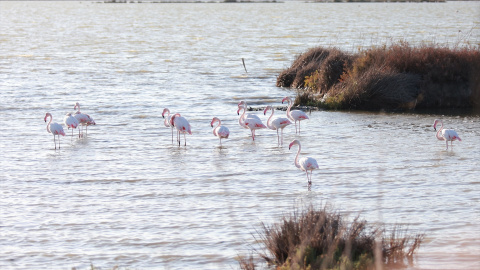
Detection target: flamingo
<box><xmin>237</xmin><ymin>106</ymin><xmax>266</xmax><ymax>141</ymax></box>
<box><xmin>433</xmin><ymin>119</ymin><xmax>462</xmax><ymax>150</ymax></box>
<box><xmin>264</xmin><ymin>105</ymin><xmax>292</xmax><ymax>146</ymax></box>
<box><xmin>211</xmin><ymin>117</ymin><xmax>230</xmax><ymax>146</ymax></box>
<box><xmin>74</xmin><ymin>102</ymin><xmax>95</xmax><ymax>137</ymax></box>
<box><xmin>63</xmin><ymin>112</ymin><xmax>79</xmax><ymax>137</ymax></box>
<box><xmin>171</xmin><ymin>113</ymin><xmax>192</xmax><ymax>146</ymax></box>
<box><xmin>289</xmin><ymin>139</ymin><xmax>319</xmax><ymax>189</ymax></box>
<box><xmin>237</xmin><ymin>100</ymin><xmax>263</xmax><ymax>129</ymax></box>
<box><xmin>162</xmin><ymin>108</ymin><xmax>179</xmax><ymax>143</ymax></box>
<box><xmin>282</xmin><ymin>96</ymin><xmax>309</xmax><ymax>134</ymax></box>
<box><xmin>44</xmin><ymin>112</ymin><xmax>65</xmax><ymax>149</ymax></box>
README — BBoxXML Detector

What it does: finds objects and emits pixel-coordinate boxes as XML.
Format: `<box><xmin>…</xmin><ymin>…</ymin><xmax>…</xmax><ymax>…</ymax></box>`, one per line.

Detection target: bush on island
<box><xmin>277</xmin><ymin>42</ymin><xmax>480</xmax><ymax>111</ymax></box>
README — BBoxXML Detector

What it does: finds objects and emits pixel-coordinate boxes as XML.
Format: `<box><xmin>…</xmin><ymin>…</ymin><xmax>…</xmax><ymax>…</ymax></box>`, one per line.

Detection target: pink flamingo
<box><xmin>211</xmin><ymin>117</ymin><xmax>230</xmax><ymax>145</ymax></box>
<box><xmin>63</xmin><ymin>112</ymin><xmax>79</xmax><ymax>137</ymax></box>
<box><xmin>74</xmin><ymin>102</ymin><xmax>95</xmax><ymax>137</ymax></box>
<box><xmin>237</xmin><ymin>105</ymin><xmax>266</xmax><ymax>141</ymax></box>
<box><xmin>289</xmin><ymin>139</ymin><xmax>319</xmax><ymax>189</ymax></box>
<box><xmin>264</xmin><ymin>105</ymin><xmax>292</xmax><ymax>146</ymax></box>
<box><xmin>282</xmin><ymin>96</ymin><xmax>309</xmax><ymax>134</ymax></box>
<box><xmin>44</xmin><ymin>112</ymin><xmax>65</xmax><ymax>149</ymax></box>
<box><xmin>237</xmin><ymin>101</ymin><xmax>263</xmax><ymax>129</ymax></box>
<box><xmin>171</xmin><ymin>113</ymin><xmax>192</xmax><ymax>146</ymax></box>
<box><xmin>433</xmin><ymin>119</ymin><xmax>462</xmax><ymax>150</ymax></box>
<box><xmin>162</xmin><ymin>108</ymin><xmax>179</xmax><ymax>143</ymax></box>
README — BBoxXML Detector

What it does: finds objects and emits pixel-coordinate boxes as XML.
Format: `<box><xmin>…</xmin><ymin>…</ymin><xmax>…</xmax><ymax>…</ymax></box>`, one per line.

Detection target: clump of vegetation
<box><xmin>239</xmin><ymin>204</ymin><xmax>424</xmax><ymax>270</ymax></box>
<box><xmin>277</xmin><ymin>42</ymin><xmax>480</xmax><ymax>111</ymax></box>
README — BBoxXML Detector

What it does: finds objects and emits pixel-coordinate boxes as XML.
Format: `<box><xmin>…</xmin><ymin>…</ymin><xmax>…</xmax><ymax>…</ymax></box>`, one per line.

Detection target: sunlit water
<box><xmin>0</xmin><ymin>1</ymin><xmax>479</xmax><ymax>269</ymax></box>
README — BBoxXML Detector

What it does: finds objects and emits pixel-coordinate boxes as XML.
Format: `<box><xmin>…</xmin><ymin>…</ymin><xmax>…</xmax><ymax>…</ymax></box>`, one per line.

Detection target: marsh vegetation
<box><xmin>239</xmin><ymin>204</ymin><xmax>424</xmax><ymax>270</ymax></box>
<box><xmin>277</xmin><ymin>43</ymin><xmax>480</xmax><ymax>111</ymax></box>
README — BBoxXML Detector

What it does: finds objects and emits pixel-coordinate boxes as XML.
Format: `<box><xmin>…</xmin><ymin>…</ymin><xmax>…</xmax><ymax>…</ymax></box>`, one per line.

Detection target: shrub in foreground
<box><xmin>239</xmin><ymin>204</ymin><xmax>424</xmax><ymax>270</ymax></box>
<box><xmin>277</xmin><ymin>42</ymin><xmax>480</xmax><ymax>111</ymax></box>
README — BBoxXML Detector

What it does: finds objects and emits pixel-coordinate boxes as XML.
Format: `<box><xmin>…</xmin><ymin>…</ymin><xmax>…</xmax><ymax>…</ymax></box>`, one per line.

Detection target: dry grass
<box><xmin>278</xmin><ymin>42</ymin><xmax>480</xmax><ymax>111</ymax></box>
<box><xmin>239</xmin><ymin>204</ymin><xmax>424</xmax><ymax>270</ymax></box>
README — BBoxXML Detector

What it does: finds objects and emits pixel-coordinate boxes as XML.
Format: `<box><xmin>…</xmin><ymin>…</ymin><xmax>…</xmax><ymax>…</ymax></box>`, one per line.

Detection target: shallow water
<box><xmin>0</xmin><ymin>1</ymin><xmax>479</xmax><ymax>269</ymax></box>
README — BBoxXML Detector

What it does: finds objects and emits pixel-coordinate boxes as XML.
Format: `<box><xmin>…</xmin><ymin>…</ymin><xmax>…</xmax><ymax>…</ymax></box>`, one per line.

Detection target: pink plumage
<box><xmin>211</xmin><ymin>117</ymin><xmax>230</xmax><ymax>146</ymax></box>
<box><xmin>282</xmin><ymin>96</ymin><xmax>309</xmax><ymax>134</ymax></box>
<box><xmin>44</xmin><ymin>112</ymin><xmax>65</xmax><ymax>149</ymax></box>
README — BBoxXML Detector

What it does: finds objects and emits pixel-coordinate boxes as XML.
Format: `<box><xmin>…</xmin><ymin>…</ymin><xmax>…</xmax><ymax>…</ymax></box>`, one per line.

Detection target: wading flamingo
<box><xmin>433</xmin><ymin>119</ymin><xmax>462</xmax><ymax>150</ymax></box>
<box><xmin>264</xmin><ymin>105</ymin><xmax>292</xmax><ymax>146</ymax></box>
<box><xmin>237</xmin><ymin>100</ymin><xmax>263</xmax><ymax>129</ymax></box>
<box><xmin>171</xmin><ymin>113</ymin><xmax>192</xmax><ymax>146</ymax></box>
<box><xmin>282</xmin><ymin>96</ymin><xmax>309</xmax><ymax>134</ymax></box>
<box><xmin>289</xmin><ymin>139</ymin><xmax>319</xmax><ymax>190</ymax></box>
<box><xmin>211</xmin><ymin>117</ymin><xmax>230</xmax><ymax>145</ymax></box>
<box><xmin>74</xmin><ymin>102</ymin><xmax>95</xmax><ymax>137</ymax></box>
<box><xmin>237</xmin><ymin>106</ymin><xmax>266</xmax><ymax>141</ymax></box>
<box><xmin>162</xmin><ymin>108</ymin><xmax>179</xmax><ymax>143</ymax></box>
<box><xmin>44</xmin><ymin>112</ymin><xmax>65</xmax><ymax>149</ymax></box>
<box><xmin>63</xmin><ymin>112</ymin><xmax>79</xmax><ymax>137</ymax></box>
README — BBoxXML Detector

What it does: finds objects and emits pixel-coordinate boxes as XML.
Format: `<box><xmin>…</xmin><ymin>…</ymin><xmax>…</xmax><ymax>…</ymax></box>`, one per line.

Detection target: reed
<box><xmin>239</xmin><ymin>204</ymin><xmax>424</xmax><ymax>270</ymax></box>
<box><xmin>278</xmin><ymin>42</ymin><xmax>480</xmax><ymax>111</ymax></box>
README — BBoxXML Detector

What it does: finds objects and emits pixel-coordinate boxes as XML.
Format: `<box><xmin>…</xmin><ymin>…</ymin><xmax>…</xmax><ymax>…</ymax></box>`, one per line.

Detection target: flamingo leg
<box><xmin>298</xmin><ymin>121</ymin><xmax>301</xmax><ymax>134</ymax></box>
<box><xmin>446</xmin><ymin>140</ymin><xmax>449</xmax><ymax>150</ymax></box>
<box><xmin>171</xmin><ymin>127</ymin><xmax>174</xmax><ymax>143</ymax></box>
<box><xmin>251</xmin><ymin>129</ymin><xmax>255</xmax><ymax>141</ymax></box>
<box><xmin>277</xmin><ymin>129</ymin><xmax>283</xmax><ymax>145</ymax></box>
<box><xmin>53</xmin><ymin>135</ymin><xmax>57</xmax><ymax>149</ymax></box>
<box><xmin>58</xmin><ymin>134</ymin><xmax>61</xmax><ymax>149</ymax></box>
<box><xmin>184</xmin><ymin>133</ymin><xmax>186</xmax><ymax>146</ymax></box>
<box><xmin>281</xmin><ymin>128</ymin><xmax>284</xmax><ymax>146</ymax></box>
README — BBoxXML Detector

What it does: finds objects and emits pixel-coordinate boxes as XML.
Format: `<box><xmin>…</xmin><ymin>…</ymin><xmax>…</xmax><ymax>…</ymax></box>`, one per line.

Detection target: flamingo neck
<box><xmin>286</xmin><ymin>99</ymin><xmax>294</xmax><ymax>121</ymax></box>
<box><xmin>46</xmin><ymin>115</ymin><xmax>52</xmax><ymax>133</ymax></box>
<box><xmin>266</xmin><ymin>108</ymin><xmax>275</xmax><ymax>130</ymax></box>
<box><xmin>212</xmin><ymin>119</ymin><xmax>220</xmax><ymax>136</ymax></box>
<box><xmin>294</xmin><ymin>144</ymin><xmax>302</xmax><ymax>169</ymax></box>
<box><xmin>436</xmin><ymin>122</ymin><xmax>444</xmax><ymax>141</ymax></box>
<box><xmin>238</xmin><ymin>108</ymin><xmax>247</xmax><ymax>128</ymax></box>
<box><xmin>164</xmin><ymin>111</ymin><xmax>171</xmax><ymax>126</ymax></box>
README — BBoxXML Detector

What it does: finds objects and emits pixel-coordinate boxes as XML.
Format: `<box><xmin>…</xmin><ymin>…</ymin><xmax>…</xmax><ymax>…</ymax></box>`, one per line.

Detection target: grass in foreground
<box><xmin>277</xmin><ymin>42</ymin><xmax>480</xmax><ymax>111</ymax></box>
<box><xmin>239</xmin><ymin>204</ymin><xmax>424</xmax><ymax>270</ymax></box>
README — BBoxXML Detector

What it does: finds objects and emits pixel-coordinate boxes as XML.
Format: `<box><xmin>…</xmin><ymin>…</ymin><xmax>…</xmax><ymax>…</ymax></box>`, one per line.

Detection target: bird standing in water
<box><xmin>289</xmin><ymin>139</ymin><xmax>319</xmax><ymax>190</ymax></box>
<box><xmin>44</xmin><ymin>112</ymin><xmax>65</xmax><ymax>149</ymax></box>
<box><xmin>211</xmin><ymin>117</ymin><xmax>230</xmax><ymax>146</ymax></box>
<box><xmin>433</xmin><ymin>119</ymin><xmax>462</xmax><ymax>150</ymax></box>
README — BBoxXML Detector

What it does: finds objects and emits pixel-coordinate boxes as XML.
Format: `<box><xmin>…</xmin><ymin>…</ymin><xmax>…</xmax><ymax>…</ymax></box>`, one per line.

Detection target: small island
<box><xmin>277</xmin><ymin>42</ymin><xmax>480</xmax><ymax>112</ymax></box>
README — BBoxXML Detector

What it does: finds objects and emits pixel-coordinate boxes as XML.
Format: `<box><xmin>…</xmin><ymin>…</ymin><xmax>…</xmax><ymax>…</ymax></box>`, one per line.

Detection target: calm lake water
<box><xmin>1</xmin><ymin>1</ymin><xmax>479</xmax><ymax>269</ymax></box>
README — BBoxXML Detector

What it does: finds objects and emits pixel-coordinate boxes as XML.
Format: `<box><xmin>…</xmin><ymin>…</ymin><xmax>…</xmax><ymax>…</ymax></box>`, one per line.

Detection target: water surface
<box><xmin>0</xmin><ymin>1</ymin><xmax>479</xmax><ymax>269</ymax></box>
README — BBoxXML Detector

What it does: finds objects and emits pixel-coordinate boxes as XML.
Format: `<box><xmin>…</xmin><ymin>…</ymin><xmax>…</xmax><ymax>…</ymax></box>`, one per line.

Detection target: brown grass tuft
<box><xmin>241</xmin><ymin>204</ymin><xmax>424</xmax><ymax>270</ymax></box>
<box><xmin>279</xmin><ymin>42</ymin><xmax>480</xmax><ymax>111</ymax></box>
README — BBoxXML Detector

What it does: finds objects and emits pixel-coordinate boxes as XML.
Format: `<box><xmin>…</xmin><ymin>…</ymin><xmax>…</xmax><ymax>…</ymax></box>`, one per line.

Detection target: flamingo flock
<box><xmin>44</xmin><ymin>102</ymin><xmax>96</xmax><ymax>149</ymax></box>
<box><xmin>44</xmin><ymin>98</ymin><xmax>463</xmax><ymax>190</ymax></box>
